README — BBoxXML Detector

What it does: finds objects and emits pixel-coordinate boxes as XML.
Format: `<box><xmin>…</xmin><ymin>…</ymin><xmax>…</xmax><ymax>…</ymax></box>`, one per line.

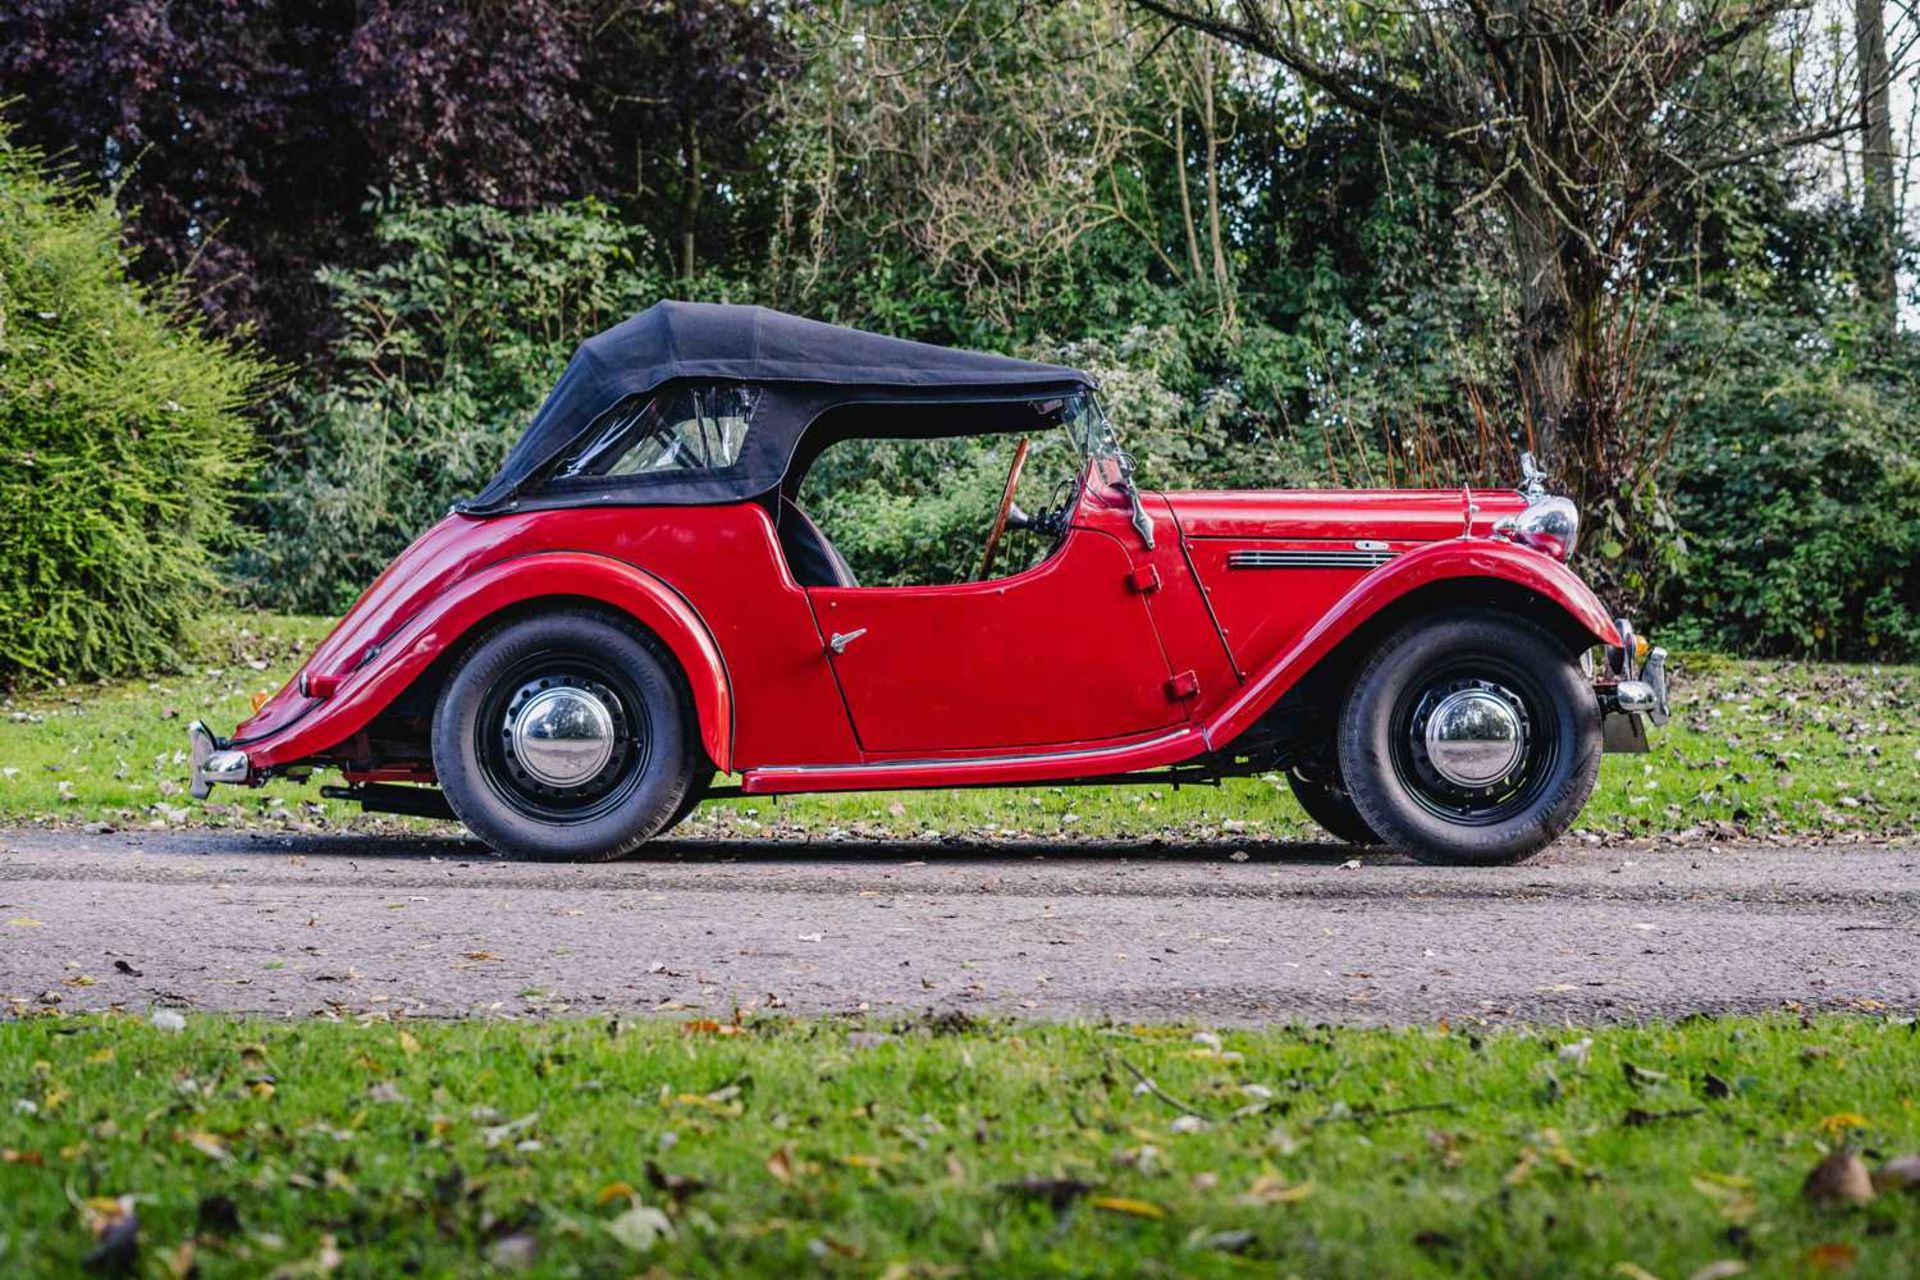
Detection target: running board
<box><xmin>740</xmin><ymin>728</ymin><xmax>1205</xmax><ymax>794</ymax></box>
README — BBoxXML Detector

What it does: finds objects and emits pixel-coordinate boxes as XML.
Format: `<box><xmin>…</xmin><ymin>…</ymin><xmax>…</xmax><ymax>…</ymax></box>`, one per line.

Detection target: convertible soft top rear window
<box><xmin>554</xmin><ymin>384</ymin><xmax>760</xmax><ymax>480</ymax></box>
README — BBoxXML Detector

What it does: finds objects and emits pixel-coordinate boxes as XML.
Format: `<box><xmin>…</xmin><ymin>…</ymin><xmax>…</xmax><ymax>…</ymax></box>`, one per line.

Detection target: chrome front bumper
<box><xmin>1597</xmin><ymin>617</ymin><xmax>1669</xmax><ymax>753</ymax></box>
<box><xmin>187</xmin><ymin>720</ymin><xmax>250</xmax><ymax>799</ymax></box>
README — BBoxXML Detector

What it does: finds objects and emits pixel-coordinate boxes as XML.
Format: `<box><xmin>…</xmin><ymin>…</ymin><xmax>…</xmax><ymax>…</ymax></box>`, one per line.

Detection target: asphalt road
<box><xmin>1</xmin><ymin>829</ymin><xmax>1915</xmax><ymax>1025</ymax></box>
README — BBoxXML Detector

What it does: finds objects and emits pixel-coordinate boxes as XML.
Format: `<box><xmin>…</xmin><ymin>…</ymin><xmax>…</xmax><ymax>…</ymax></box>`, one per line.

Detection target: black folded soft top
<box><xmin>462</xmin><ymin>301</ymin><xmax>1091</xmax><ymax>513</ymax></box>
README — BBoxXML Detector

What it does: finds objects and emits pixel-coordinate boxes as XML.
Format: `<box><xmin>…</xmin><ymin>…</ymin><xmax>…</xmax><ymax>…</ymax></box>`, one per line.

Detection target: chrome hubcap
<box><xmin>508</xmin><ymin>685</ymin><xmax>617</xmax><ymax>787</ymax></box>
<box><xmin>1421</xmin><ymin>687</ymin><xmax>1525</xmax><ymax>789</ymax></box>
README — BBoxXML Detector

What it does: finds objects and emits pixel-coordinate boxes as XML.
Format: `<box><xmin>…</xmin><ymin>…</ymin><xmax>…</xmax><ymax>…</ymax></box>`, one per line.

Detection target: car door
<box><xmin>806</xmin><ymin>525</ymin><xmax>1186</xmax><ymax>755</ymax></box>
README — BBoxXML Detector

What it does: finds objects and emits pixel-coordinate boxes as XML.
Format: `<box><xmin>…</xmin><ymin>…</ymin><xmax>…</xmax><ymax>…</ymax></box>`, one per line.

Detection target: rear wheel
<box><xmin>1337</xmin><ymin>609</ymin><xmax>1600</xmax><ymax>866</ymax></box>
<box><xmin>432</xmin><ymin>610</ymin><xmax>696</xmax><ymax>861</ymax></box>
<box><xmin>1285</xmin><ymin>768</ymin><xmax>1379</xmax><ymax>845</ymax></box>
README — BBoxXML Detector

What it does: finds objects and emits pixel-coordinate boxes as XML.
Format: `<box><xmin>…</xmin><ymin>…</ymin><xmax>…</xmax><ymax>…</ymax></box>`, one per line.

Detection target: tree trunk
<box><xmin>1504</xmin><ymin>179</ymin><xmax>1576</xmax><ymax>473</ymax></box>
<box><xmin>679</xmin><ymin>122</ymin><xmax>702</xmax><ymax>282</ymax></box>
<box><xmin>1196</xmin><ymin>44</ymin><xmax>1236</xmax><ymax>329</ymax></box>
<box><xmin>1856</xmin><ymin>0</ymin><xmax>1898</xmax><ymax>339</ymax></box>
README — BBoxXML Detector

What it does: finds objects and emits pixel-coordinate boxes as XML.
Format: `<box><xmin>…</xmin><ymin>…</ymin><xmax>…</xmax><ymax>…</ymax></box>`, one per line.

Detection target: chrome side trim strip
<box><xmin>1228</xmin><ymin>549</ymin><xmax>1397</xmax><ymax>569</ymax></box>
<box><xmin>754</xmin><ymin>728</ymin><xmax>1196</xmax><ymax>776</ymax></box>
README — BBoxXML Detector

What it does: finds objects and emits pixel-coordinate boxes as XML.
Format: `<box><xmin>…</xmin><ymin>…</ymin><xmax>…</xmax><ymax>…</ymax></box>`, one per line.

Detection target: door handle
<box><xmin>827</xmin><ymin>628</ymin><xmax>867</xmax><ymax>655</ymax></box>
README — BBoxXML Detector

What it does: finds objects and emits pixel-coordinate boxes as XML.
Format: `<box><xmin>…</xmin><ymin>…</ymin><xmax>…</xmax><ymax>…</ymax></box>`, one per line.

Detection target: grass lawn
<box><xmin>0</xmin><ymin>614</ymin><xmax>1915</xmax><ymax>843</ymax></box>
<box><xmin>2</xmin><ymin>1013</ymin><xmax>1917</xmax><ymax>1276</ymax></box>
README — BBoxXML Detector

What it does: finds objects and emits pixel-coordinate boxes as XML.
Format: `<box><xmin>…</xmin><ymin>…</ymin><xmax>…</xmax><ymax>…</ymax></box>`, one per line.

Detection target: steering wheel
<box><xmin>977</xmin><ymin>436</ymin><xmax>1032</xmax><ymax>581</ymax></box>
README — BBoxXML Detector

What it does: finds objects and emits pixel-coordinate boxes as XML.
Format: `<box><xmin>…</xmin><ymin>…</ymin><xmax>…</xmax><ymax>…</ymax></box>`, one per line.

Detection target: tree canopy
<box><xmin>1</xmin><ymin>0</ymin><xmax>1915</xmax><ymax>656</ymax></box>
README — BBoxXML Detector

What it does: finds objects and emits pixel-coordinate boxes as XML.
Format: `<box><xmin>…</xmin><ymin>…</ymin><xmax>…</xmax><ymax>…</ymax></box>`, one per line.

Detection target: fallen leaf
<box><xmin>398</xmin><ymin>1031</ymin><xmax>421</xmax><ymax>1056</ymax></box>
<box><xmin>1239</xmin><ymin>1174</ymin><xmax>1313</xmax><ymax>1204</ymax></box>
<box><xmin>6</xmin><ymin>916</ymin><xmax>44</xmax><ymax>928</ymax></box>
<box><xmin>680</xmin><ymin>1019</ymin><xmax>743</xmax><ymax>1037</ymax></box>
<box><xmin>1624</xmin><ymin>1107</ymin><xmax>1704</xmax><ymax>1127</ymax></box>
<box><xmin>1802</xmin><ymin>1151</ymin><xmax>1875</xmax><ymax>1207</ymax></box>
<box><xmin>1090</xmin><ymin>1196</ymin><xmax>1166</xmax><ymax>1219</ymax></box>
<box><xmin>1192</xmin><ymin>1228</ymin><xmax>1256</xmax><ymax>1254</ymax></box>
<box><xmin>766</xmin><ymin>1144</ymin><xmax>796</xmax><ymax>1185</ymax></box>
<box><xmin>268</xmin><ymin>1233</ymin><xmax>343</xmax><ymax>1277</ymax></box>
<box><xmin>1817</xmin><ymin>1112</ymin><xmax>1868</xmax><ymax>1136</ymax></box>
<box><xmin>605</xmin><ymin>1203</ymin><xmax>673</xmax><ymax>1252</ymax></box>
<box><xmin>999</xmin><ymin>1175</ymin><xmax>1094</xmax><ymax>1210</ymax></box>
<box><xmin>479</xmin><ymin>1113</ymin><xmax>540</xmax><ymax>1148</ymax></box>
<box><xmin>1872</xmin><ymin>1154</ymin><xmax>1920</xmax><ymax>1191</ymax></box>
<box><xmin>644</xmin><ymin>1160</ymin><xmax>710</xmax><ymax>1202</ymax></box>
<box><xmin>180</xmin><ymin>1130</ymin><xmax>232</xmax><ymax>1163</ymax></box>
<box><xmin>1611</xmin><ymin>1265</ymin><xmax>1660</xmax><ymax>1280</ymax></box>
<box><xmin>1687</xmin><ymin>1262</ymin><xmax>1747</xmax><ymax>1280</ymax></box>
<box><xmin>596</xmin><ymin>1180</ymin><xmax>637</xmax><ymax>1206</ymax></box>
<box><xmin>1803</xmin><ymin>1243</ymin><xmax>1857</xmax><ymax>1272</ymax></box>
<box><xmin>1622</xmin><ymin>1062</ymin><xmax>1668</xmax><ymax>1087</ymax></box>
<box><xmin>81</xmin><ymin>1196</ymin><xmax>138</xmax><ymax>1274</ymax></box>
<box><xmin>486</xmin><ymin>1234</ymin><xmax>538</xmax><ymax>1271</ymax></box>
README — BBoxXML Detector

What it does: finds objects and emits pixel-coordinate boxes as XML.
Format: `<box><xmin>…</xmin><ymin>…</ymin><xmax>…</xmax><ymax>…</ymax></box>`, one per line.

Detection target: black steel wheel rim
<box><xmin>475</xmin><ymin>651</ymin><xmax>651</xmax><ymax>823</ymax></box>
<box><xmin>1386</xmin><ymin>657</ymin><xmax>1559</xmax><ymax>826</ymax></box>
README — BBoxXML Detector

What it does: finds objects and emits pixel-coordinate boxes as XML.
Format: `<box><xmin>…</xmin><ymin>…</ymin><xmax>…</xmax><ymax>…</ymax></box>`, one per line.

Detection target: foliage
<box><xmin>0</xmin><ymin>0</ymin><xmax>793</xmax><ymax>356</ymax></box>
<box><xmin>340</xmin><ymin>0</ymin><xmax>597</xmax><ymax>208</ymax></box>
<box><xmin>5</xmin><ymin>613</ymin><xmax>1914</xmax><ymax>841</ymax></box>
<box><xmin>0</xmin><ymin>128</ymin><xmax>267</xmax><ymax>682</ymax></box>
<box><xmin>1652</xmin><ymin>302</ymin><xmax>1920</xmax><ymax>657</ymax></box>
<box><xmin>5</xmin><ymin>0</ymin><xmax>1915</xmax><ymax>659</ymax></box>
<box><xmin>241</xmin><ymin>199</ymin><xmax>671</xmax><ymax>613</ymax></box>
<box><xmin>4</xmin><ymin>1013</ymin><xmax>1920</xmax><ymax>1275</ymax></box>
<box><xmin>0</xmin><ymin>0</ymin><xmax>366</xmax><ymax>351</ymax></box>
<box><xmin>1133</xmin><ymin>1</ymin><xmax>1835</xmax><ymax>466</ymax></box>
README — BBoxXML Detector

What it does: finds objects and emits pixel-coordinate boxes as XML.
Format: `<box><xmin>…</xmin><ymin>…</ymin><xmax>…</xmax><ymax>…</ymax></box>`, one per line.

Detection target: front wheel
<box><xmin>1337</xmin><ymin>609</ymin><xmax>1600</xmax><ymax>866</ymax></box>
<box><xmin>432</xmin><ymin>610</ymin><xmax>697</xmax><ymax>861</ymax></box>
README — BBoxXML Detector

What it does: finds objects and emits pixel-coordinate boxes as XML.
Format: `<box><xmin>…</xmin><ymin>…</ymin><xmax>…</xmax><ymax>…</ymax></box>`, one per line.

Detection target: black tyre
<box><xmin>1337</xmin><ymin>609</ymin><xmax>1600</xmax><ymax>866</ymax></box>
<box><xmin>662</xmin><ymin>767</ymin><xmax>715</xmax><ymax>835</ymax></box>
<box><xmin>1286</xmin><ymin>769</ymin><xmax>1379</xmax><ymax>845</ymax></box>
<box><xmin>432</xmin><ymin>610</ymin><xmax>697</xmax><ymax>861</ymax></box>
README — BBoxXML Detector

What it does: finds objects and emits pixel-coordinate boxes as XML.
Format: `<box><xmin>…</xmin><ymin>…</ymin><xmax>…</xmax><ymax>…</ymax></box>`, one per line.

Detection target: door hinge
<box><xmin>1127</xmin><ymin>565</ymin><xmax>1161</xmax><ymax>594</ymax></box>
<box><xmin>1164</xmin><ymin>669</ymin><xmax>1199</xmax><ymax>700</ymax></box>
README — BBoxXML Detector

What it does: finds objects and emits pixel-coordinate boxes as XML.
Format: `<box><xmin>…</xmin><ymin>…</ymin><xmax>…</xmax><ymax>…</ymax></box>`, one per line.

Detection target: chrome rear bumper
<box><xmin>187</xmin><ymin>720</ymin><xmax>250</xmax><ymax>798</ymax></box>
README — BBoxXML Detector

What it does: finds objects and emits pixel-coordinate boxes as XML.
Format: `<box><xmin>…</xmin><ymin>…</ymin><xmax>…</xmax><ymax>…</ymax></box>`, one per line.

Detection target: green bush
<box><xmin>0</xmin><ymin>127</ymin><xmax>266</xmax><ymax>682</ymax></box>
<box><xmin>1653</xmin><ymin>303</ymin><xmax>1920</xmax><ymax>658</ymax></box>
<box><xmin>242</xmin><ymin>198</ymin><xmax>672</xmax><ymax>613</ymax></box>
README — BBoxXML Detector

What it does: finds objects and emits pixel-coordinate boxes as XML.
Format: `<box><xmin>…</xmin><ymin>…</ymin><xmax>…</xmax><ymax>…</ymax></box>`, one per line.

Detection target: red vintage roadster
<box><xmin>192</xmin><ymin>302</ymin><xmax>1668</xmax><ymax>864</ymax></box>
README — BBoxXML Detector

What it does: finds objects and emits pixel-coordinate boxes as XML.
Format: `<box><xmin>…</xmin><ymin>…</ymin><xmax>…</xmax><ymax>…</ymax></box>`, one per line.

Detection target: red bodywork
<box><xmin>227</xmin><ymin>464</ymin><xmax>1619</xmax><ymax>794</ymax></box>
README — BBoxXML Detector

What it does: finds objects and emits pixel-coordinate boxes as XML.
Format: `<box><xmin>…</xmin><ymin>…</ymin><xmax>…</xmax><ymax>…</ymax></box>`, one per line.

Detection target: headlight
<box><xmin>1504</xmin><ymin>495</ymin><xmax>1579</xmax><ymax>561</ymax></box>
